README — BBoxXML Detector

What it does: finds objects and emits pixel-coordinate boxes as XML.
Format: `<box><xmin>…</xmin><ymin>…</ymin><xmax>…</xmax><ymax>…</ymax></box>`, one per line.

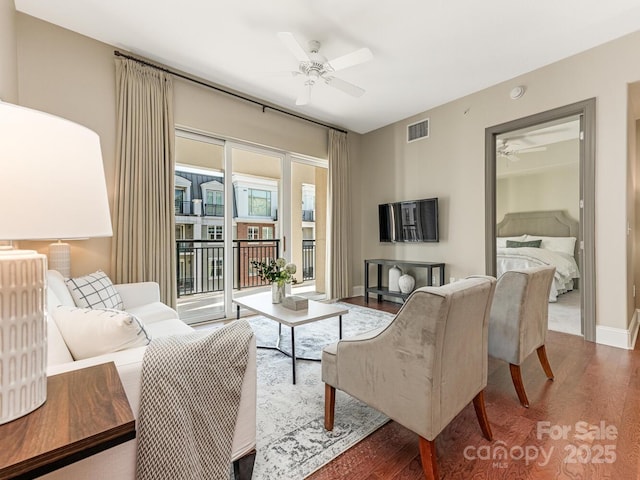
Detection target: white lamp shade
<box><xmin>0</xmin><ymin>102</ymin><xmax>112</xmax><ymax>240</ymax></box>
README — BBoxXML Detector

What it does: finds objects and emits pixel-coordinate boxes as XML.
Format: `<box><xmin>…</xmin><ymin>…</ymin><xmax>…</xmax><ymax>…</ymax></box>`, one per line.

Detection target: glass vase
<box><xmin>271</xmin><ymin>282</ymin><xmax>285</xmax><ymax>304</ymax></box>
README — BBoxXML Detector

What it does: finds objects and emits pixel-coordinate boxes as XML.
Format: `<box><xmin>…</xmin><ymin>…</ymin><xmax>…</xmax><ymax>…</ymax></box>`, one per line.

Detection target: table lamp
<box><xmin>0</xmin><ymin>101</ymin><xmax>112</xmax><ymax>424</ymax></box>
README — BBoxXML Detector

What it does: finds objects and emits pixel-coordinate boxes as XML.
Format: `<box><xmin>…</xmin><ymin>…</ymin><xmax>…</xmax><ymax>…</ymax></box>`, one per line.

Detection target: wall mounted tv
<box><xmin>379</xmin><ymin>198</ymin><xmax>439</xmax><ymax>243</ymax></box>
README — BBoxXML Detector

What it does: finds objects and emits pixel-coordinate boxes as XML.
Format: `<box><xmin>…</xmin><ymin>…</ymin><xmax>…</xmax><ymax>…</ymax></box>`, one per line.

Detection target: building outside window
<box><xmin>175</xmin><ymin>188</ymin><xmax>186</xmax><ymax>214</ymax></box>
<box><xmin>205</xmin><ymin>189</ymin><xmax>224</xmax><ymax>216</ymax></box>
<box><xmin>247</xmin><ymin>226</ymin><xmax>259</xmax><ymax>240</ymax></box>
<box><xmin>302</xmin><ymin>184</ymin><xmax>315</xmax><ymax>222</ymax></box>
<box><xmin>262</xmin><ymin>226</ymin><xmax>273</xmax><ymax>239</ymax></box>
<box><xmin>248</xmin><ymin>189</ymin><xmax>271</xmax><ymax>217</ymax></box>
<box><xmin>208</xmin><ymin>225</ymin><xmax>223</xmax><ymax>240</ymax></box>
<box><xmin>209</xmin><ymin>258</ymin><xmax>223</xmax><ymax>279</ymax></box>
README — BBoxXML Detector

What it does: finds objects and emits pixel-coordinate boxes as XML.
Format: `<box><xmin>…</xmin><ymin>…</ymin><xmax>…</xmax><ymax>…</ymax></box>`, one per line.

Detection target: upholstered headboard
<box><xmin>496</xmin><ymin>210</ymin><xmax>580</xmax><ymax>260</ymax></box>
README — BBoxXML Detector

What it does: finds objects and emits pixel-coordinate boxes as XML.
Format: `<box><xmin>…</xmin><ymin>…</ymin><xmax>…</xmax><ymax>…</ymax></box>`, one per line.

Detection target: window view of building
<box><xmin>173</xmin><ymin>140</ymin><xmax>327</xmax><ymax>324</ymax></box>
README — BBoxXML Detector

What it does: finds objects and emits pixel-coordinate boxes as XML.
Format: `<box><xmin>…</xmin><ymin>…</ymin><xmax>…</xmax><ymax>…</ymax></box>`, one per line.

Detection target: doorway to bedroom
<box><xmin>485</xmin><ymin>99</ymin><xmax>596</xmax><ymax>342</ymax></box>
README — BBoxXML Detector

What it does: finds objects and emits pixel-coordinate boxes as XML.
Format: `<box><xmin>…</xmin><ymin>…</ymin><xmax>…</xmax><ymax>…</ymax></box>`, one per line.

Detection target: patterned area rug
<box><xmin>246</xmin><ymin>302</ymin><xmax>395</xmax><ymax>479</ymax></box>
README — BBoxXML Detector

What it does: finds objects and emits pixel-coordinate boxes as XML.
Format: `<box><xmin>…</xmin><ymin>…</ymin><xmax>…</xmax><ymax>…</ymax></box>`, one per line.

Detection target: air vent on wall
<box><xmin>407</xmin><ymin>118</ymin><xmax>430</xmax><ymax>143</ymax></box>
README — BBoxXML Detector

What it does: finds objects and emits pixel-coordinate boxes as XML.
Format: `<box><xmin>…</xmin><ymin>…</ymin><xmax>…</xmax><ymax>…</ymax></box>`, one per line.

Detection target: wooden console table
<box><xmin>0</xmin><ymin>362</ymin><xmax>135</xmax><ymax>480</ymax></box>
<box><xmin>364</xmin><ymin>259</ymin><xmax>445</xmax><ymax>303</ymax></box>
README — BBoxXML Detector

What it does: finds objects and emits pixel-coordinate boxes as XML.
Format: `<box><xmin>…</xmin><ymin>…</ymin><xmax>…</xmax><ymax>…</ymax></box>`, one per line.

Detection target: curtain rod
<box><xmin>114</xmin><ymin>50</ymin><xmax>348</xmax><ymax>134</ymax></box>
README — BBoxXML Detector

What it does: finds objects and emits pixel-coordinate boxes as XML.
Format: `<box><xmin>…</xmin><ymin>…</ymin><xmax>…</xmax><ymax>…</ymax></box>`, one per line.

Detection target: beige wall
<box><xmin>14</xmin><ymin>13</ymin><xmax>336</xmax><ymax>278</ymax></box>
<box><xmin>630</xmin><ymin>82</ymin><xmax>640</xmax><ymax>313</ymax></box>
<box><xmin>356</xmin><ymin>30</ymin><xmax>640</xmax><ymax>331</ymax></box>
<box><xmin>0</xmin><ymin>0</ymin><xmax>17</xmax><ymax>102</ymax></box>
<box><xmin>496</xmin><ymin>139</ymin><xmax>580</xmax><ymax>223</ymax></box>
<box><xmin>13</xmin><ymin>10</ymin><xmax>640</xmax><ymax>331</ymax></box>
<box><xmin>497</xmin><ymin>163</ymin><xmax>580</xmax><ymax>224</ymax></box>
<box><xmin>16</xmin><ymin>12</ymin><xmax>117</xmax><ymax>276</ymax></box>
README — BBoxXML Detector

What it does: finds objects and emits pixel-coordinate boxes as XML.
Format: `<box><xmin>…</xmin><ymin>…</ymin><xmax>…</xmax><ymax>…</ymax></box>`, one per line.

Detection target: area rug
<box><xmin>244</xmin><ymin>303</ymin><xmax>394</xmax><ymax>479</ymax></box>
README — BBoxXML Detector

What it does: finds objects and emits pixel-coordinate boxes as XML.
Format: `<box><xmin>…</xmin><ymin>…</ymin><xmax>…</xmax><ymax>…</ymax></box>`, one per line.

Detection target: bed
<box><xmin>496</xmin><ymin>210</ymin><xmax>580</xmax><ymax>302</ymax></box>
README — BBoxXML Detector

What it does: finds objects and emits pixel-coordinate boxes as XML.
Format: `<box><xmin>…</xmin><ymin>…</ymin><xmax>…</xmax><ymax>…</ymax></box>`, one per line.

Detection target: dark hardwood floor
<box><xmin>307</xmin><ymin>297</ymin><xmax>640</xmax><ymax>479</ymax></box>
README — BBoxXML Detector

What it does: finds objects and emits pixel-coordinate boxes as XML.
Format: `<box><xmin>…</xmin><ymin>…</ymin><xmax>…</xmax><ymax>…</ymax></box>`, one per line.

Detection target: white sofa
<box><xmin>42</xmin><ymin>270</ymin><xmax>257</xmax><ymax>479</ymax></box>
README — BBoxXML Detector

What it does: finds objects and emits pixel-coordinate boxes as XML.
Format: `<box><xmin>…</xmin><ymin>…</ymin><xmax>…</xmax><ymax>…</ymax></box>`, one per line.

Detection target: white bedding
<box><xmin>496</xmin><ymin>246</ymin><xmax>580</xmax><ymax>302</ymax></box>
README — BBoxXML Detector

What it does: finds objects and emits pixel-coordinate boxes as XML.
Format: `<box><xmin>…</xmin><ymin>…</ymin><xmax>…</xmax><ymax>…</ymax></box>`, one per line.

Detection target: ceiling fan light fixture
<box><xmin>277</xmin><ymin>31</ymin><xmax>373</xmax><ymax>106</ymax></box>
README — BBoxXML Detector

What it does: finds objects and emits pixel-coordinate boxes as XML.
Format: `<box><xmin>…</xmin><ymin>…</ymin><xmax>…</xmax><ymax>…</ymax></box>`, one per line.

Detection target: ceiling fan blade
<box><xmin>327</xmin><ymin>47</ymin><xmax>373</xmax><ymax>72</ymax></box>
<box><xmin>324</xmin><ymin>76</ymin><xmax>365</xmax><ymax>97</ymax></box>
<box><xmin>296</xmin><ymin>82</ymin><xmax>311</xmax><ymax>106</ymax></box>
<box><xmin>277</xmin><ymin>32</ymin><xmax>310</xmax><ymax>63</ymax></box>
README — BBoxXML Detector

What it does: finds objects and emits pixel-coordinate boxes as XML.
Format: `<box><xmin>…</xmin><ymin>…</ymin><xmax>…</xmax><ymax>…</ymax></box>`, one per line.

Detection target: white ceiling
<box><xmin>14</xmin><ymin>0</ymin><xmax>640</xmax><ymax>134</ymax></box>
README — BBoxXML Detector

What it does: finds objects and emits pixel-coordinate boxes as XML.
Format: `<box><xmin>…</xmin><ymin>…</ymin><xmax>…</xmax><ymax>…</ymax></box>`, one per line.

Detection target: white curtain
<box><xmin>112</xmin><ymin>58</ymin><xmax>177</xmax><ymax>308</ymax></box>
<box><xmin>328</xmin><ymin>129</ymin><xmax>351</xmax><ymax>299</ymax></box>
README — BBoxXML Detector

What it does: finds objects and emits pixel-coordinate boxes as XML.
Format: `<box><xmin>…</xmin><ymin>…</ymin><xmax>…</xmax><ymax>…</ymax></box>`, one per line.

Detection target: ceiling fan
<box><xmin>497</xmin><ymin>139</ymin><xmax>546</xmax><ymax>162</ymax></box>
<box><xmin>277</xmin><ymin>32</ymin><xmax>373</xmax><ymax>106</ymax></box>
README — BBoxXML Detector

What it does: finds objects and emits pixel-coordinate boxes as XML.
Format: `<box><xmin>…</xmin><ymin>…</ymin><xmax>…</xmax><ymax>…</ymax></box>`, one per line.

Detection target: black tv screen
<box><xmin>379</xmin><ymin>198</ymin><xmax>439</xmax><ymax>243</ymax></box>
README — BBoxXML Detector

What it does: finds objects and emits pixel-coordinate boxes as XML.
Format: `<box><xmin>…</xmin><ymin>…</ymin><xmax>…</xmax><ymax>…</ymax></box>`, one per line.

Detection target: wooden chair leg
<box><xmin>536</xmin><ymin>345</ymin><xmax>554</xmax><ymax>380</ymax></box>
<box><xmin>324</xmin><ymin>384</ymin><xmax>336</xmax><ymax>431</ymax></box>
<box><xmin>472</xmin><ymin>390</ymin><xmax>493</xmax><ymax>441</ymax></box>
<box><xmin>418</xmin><ymin>436</ymin><xmax>439</xmax><ymax>480</ymax></box>
<box><xmin>509</xmin><ymin>363</ymin><xmax>530</xmax><ymax>408</ymax></box>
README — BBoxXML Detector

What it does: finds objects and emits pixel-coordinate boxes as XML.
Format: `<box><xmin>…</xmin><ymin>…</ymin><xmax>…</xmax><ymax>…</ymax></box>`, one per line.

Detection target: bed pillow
<box><xmin>496</xmin><ymin>235</ymin><xmax>526</xmax><ymax>248</ymax></box>
<box><xmin>66</xmin><ymin>270</ymin><xmax>124</xmax><ymax>310</ymax></box>
<box><xmin>506</xmin><ymin>239</ymin><xmax>542</xmax><ymax>248</ymax></box>
<box><xmin>524</xmin><ymin>235</ymin><xmax>577</xmax><ymax>256</ymax></box>
<box><xmin>53</xmin><ymin>305</ymin><xmax>151</xmax><ymax>360</ymax></box>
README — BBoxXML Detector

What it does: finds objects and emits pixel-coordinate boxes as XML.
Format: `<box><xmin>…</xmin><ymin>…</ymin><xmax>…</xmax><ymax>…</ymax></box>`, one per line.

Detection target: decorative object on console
<box><xmin>251</xmin><ymin>257</ymin><xmax>297</xmax><ymax>304</ymax></box>
<box><xmin>0</xmin><ymin>101</ymin><xmax>112</xmax><ymax>424</ymax></box>
<box><xmin>282</xmin><ymin>295</ymin><xmax>309</xmax><ymax>311</ymax></box>
<box><xmin>398</xmin><ymin>274</ymin><xmax>415</xmax><ymax>294</ymax></box>
<box><xmin>388</xmin><ymin>265</ymin><xmax>402</xmax><ymax>292</ymax></box>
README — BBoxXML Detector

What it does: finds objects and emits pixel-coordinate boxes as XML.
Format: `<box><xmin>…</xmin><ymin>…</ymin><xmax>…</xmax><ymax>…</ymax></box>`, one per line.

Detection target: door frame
<box><xmin>484</xmin><ymin>98</ymin><xmax>596</xmax><ymax>341</ymax></box>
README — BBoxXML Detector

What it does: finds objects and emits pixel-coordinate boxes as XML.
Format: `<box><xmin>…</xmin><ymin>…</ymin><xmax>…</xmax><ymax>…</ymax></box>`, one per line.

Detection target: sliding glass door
<box><xmin>229</xmin><ymin>144</ymin><xmax>284</xmax><ymax>308</ymax></box>
<box><xmin>174</xmin><ymin>130</ymin><xmax>328</xmax><ymax>323</ymax></box>
<box><xmin>290</xmin><ymin>156</ymin><xmax>328</xmax><ymax>300</ymax></box>
<box><xmin>174</xmin><ymin>130</ymin><xmax>226</xmax><ymax>324</ymax></box>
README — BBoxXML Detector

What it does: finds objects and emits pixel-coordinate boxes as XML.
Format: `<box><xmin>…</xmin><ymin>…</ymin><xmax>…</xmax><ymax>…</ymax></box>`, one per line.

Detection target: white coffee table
<box><xmin>234</xmin><ymin>292</ymin><xmax>349</xmax><ymax>384</ymax></box>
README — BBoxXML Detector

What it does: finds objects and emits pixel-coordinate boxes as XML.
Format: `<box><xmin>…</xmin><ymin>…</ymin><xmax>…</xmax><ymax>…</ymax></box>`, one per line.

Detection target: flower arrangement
<box><xmin>251</xmin><ymin>257</ymin><xmax>297</xmax><ymax>286</ymax></box>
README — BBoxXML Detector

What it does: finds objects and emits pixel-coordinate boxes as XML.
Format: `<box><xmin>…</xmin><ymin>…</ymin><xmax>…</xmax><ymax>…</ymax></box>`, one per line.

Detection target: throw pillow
<box><xmin>505</xmin><ymin>239</ymin><xmax>542</xmax><ymax>248</ymax></box>
<box><xmin>66</xmin><ymin>270</ymin><xmax>124</xmax><ymax>310</ymax></box>
<box><xmin>53</xmin><ymin>305</ymin><xmax>151</xmax><ymax>360</ymax></box>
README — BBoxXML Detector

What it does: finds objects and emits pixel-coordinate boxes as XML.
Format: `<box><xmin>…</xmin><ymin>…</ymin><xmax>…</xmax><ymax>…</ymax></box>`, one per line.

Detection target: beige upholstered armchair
<box><xmin>488</xmin><ymin>266</ymin><xmax>556</xmax><ymax>408</ymax></box>
<box><xmin>322</xmin><ymin>276</ymin><xmax>496</xmax><ymax>480</ymax></box>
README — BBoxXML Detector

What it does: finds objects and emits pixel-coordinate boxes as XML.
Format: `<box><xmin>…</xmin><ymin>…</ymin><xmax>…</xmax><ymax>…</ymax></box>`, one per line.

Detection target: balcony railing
<box><xmin>302</xmin><ymin>239</ymin><xmax>315</xmax><ymax>280</ymax></box>
<box><xmin>302</xmin><ymin>209</ymin><xmax>315</xmax><ymax>222</ymax></box>
<box><xmin>175</xmin><ymin>201</ymin><xmax>224</xmax><ymax>217</ymax></box>
<box><xmin>175</xmin><ymin>200</ymin><xmax>191</xmax><ymax>215</ymax></box>
<box><xmin>204</xmin><ymin>203</ymin><xmax>224</xmax><ymax>216</ymax></box>
<box><xmin>176</xmin><ymin>239</ymin><xmax>281</xmax><ymax>297</ymax></box>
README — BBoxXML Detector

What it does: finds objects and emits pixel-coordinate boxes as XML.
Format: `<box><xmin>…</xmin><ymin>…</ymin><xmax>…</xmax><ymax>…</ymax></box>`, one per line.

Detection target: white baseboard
<box><xmin>596</xmin><ymin>311</ymin><xmax>639</xmax><ymax>350</ymax></box>
<box><xmin>353</xmin><ymin>285</ymin><xmax>364</xmax><ymax>297</ymax></box>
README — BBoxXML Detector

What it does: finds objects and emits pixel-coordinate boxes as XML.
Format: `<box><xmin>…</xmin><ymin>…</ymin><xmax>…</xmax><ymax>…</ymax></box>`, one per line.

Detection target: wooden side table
<box><xmin>0</xmin><ymin>362</ymin><xmax>135</xmax><ymax>480</ymax></box>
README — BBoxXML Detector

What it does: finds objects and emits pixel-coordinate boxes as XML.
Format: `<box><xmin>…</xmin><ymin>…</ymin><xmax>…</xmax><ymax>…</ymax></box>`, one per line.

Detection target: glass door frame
<box><xmin>175</xmin><ymin>127</ymin><xmax>328</xmax><ymax>321</ymax></box>
<box><xmin>224</xmin><ymin>141</ymin><xmax>287</xmax><ymax>319</ymax></box>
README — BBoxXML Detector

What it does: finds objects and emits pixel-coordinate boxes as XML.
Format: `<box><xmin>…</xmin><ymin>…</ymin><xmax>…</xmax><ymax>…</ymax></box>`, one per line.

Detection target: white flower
<box><xmin>275</xmin><ymin>257</ymin><xmax>286</xmax><ymax>268</ymax></box>
<box><xmin>285</xmin><ymin>263</ymin><xmax>297</xmax><ymax>274</ymax></box>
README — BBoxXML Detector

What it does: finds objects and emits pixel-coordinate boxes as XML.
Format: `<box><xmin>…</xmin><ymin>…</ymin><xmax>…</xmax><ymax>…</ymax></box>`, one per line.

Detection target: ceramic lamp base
<box><xmin>0</xmin><ymin>249</ymin><xmax>47</xmax><ymax>424</ymax></box>
<box><xmin>48</xmin><ymin>241</ymin><xmax>71</xmax><ymax>278</ymax></box>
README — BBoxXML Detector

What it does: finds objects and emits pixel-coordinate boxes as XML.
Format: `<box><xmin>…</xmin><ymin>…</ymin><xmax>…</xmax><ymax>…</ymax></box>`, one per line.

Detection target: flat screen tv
<box><xmin>379</xmin><ymin>198</ymin><xmax>439</xmax><ymax>243</ymax></box>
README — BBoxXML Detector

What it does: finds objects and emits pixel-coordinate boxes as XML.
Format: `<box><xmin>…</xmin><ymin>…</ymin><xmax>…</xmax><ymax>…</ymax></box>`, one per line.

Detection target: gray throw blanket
<box><xmin>136</xmin><ymin>320</ymin><xmax>254</xmax><ymax>480</ymax></box>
